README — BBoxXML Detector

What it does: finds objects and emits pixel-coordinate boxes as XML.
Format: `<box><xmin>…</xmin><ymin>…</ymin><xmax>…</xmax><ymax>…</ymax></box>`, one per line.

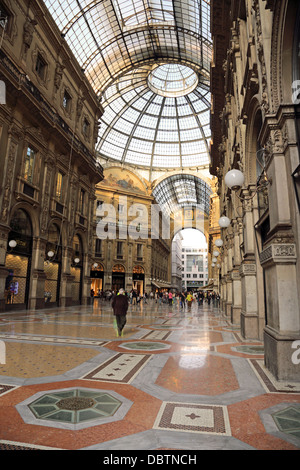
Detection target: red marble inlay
<box><xmin>156</xmin><ymin>355</ymin><xmax>239</xmax><ymax>395</ymax></box>
<box><xmin>228</xmin><ymin>394</ymin><xmax>300</xmax><ymax>450</ymax></box>
<box><xmin>0</xmin><ymin>379</ymin><xmax>162</xmax><ymax>450</ymax></box>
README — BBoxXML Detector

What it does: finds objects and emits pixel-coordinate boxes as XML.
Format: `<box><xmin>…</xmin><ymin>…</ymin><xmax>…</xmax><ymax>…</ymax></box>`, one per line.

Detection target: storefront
<box><xmin>112</xmin><ymin>264</ymin><xmax>125</xmax><ymax>292</ymax></box>
<box><xmin>5</xmin><ymin>209</ymin><xmax>32</xmax><ymax>310</ymax></box>
<box><xmin>133</xmin><ymin>265</ymin><xmax>144</xmax><ymax>295</ymax></box>
<box><xmin>90</xmin><ymin>263</ymin><xmax>104</xmax><ymax>295</ymax></box>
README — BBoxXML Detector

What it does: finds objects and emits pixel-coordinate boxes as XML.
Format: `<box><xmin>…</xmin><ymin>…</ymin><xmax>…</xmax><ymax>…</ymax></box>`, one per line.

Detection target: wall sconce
<box><xmin>214</xmin><ymin>239</ymin><xmax>223</xmax><ymax>247</ymax></box>
<box><xmin>47</xmin><ymin>250</ymin><xmax>54</xmax><ymax>258</ymax></box>
<box><xmin>8</xmin><ymin>240</ymin><xmax>17</xmax><ymax>249</ymax></box>
<box><xmin>225</xmin><ymin>150</ymin><xmax>272</xmax><ymax>200</ymax></box>
<box><xmin>213</xmin><ymin>250</ymin><xmax>220</xmax><ymax>257</ymax></box>
<box><xmin>74</xmin><ymin>257</ymin><xmax>80</xmax><ymax>264</ymax></box>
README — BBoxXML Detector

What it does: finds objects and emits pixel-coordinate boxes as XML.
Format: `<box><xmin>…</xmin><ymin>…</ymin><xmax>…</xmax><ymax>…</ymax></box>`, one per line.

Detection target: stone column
<box><xmin>225</xmin><ymin>234</ymin><xmax>233</xmax><ymax>317</ymax></box>
<box><xmin>28</xmin><ymin>237</ymin><xmax>47</xmax><ymax>309</ymax></box>
<box><xmin>231</xmin><ymin>219</ymin><xmax>242</xmax><ymax>325</ymax></box>
<box><xmin>260</xmin><ymin>244</ymin><xmax>299</xmax><ymax>381</ymax></box>
<box><xmin>240</xmin><ymin>262</ymin><xmax>259</xmax><ymax>338</ymax></box>
<box><xmin>60</xmin><ymin>247</ymin><xmax>73</xmax><ymax>306</ymax></box>
<box><xmin>260</xmin><ymin>119</ymin><xmax>300</xmax><ymax>381</ymax></box>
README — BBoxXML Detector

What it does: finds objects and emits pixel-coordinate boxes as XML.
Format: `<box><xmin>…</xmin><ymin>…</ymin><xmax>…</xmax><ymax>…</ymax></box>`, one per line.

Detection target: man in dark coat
<box><xmin>112</xmin><ymin>288</ymin><xmax>129</xmax><ymax>337</ymax></box>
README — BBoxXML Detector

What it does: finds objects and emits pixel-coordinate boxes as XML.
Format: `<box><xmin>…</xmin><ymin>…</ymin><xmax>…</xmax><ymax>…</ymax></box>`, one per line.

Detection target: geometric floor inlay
<box><xmin>120</xmin><ymin>341</ymin><xmax>170</xmax><ymax>351</ymax></box>
<box><xmin>16</xmin><ymin>387</ymin><xmax>133</xmax><ymax>431</ymax></box>
<box><xmin>28</xmin><ymin>388</ymin><xmax>122</xmax><ymax>424</ymax></box>
<box><xmin>142</xmin><ymin>330</ymin><xmax>171</xmax><ymax>340</ymax></box>
<box><xmin>272</xmin><ymin>405</ymin><xmax>300</xmax><ymax>439</ymax></box>
<box><xmin>153</xmin><ymin>402</ymin><xmax>231</xmax><ymax>436</ymax></box>
<box><xmin>0</xmin><ymin>384</ymin><xmax>16</xmax><ymax>396</ymax></box>
<box><xmin>235</xmin><ymin>345</ymin><xmax>264</xmax><ymax>355</ymax></box>
<box><xmin>0</xmin><ymin>333</ymin><xmax>106</xmax><ymax>346</ymax></box>
<box><xmin>249</xmin><ymin>359</ymin><xmax>300</xmax><ymax>393</ymax></box>
<box><xmin>83</xmin><ymin>353</ymin><xmax>152</xmax><ymax>383</ymax></box>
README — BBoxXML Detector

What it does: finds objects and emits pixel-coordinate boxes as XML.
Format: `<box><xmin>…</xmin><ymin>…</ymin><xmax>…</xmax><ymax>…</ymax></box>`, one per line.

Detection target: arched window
<box><xmin>10</xmin><ymin>209</ymin><xmax>32</xmax><ymax>237</ymax></box>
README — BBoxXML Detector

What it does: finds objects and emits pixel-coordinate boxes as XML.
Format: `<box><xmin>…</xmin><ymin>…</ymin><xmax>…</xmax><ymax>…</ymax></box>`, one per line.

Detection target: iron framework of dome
<box><xmin>43</xmin><ymin>0</ymin><xmax>212</xmax><ymax>171</ymax></box>
<box><xmin>152</xmin><ymin>174</ymin><xmax>212</xmax><ymax>216</ymax></box>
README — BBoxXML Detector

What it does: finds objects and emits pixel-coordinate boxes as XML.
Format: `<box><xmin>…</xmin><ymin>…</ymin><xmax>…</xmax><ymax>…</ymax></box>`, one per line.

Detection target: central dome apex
<box><xmin>147</xmin><ymin>63</ymin><xmax>199</xmax><ymax>98</ymax></box>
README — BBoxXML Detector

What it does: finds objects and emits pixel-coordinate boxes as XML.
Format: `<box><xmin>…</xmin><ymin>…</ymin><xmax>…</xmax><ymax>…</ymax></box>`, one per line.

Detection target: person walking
<box><xmin>112</xmin><ymin>288</ymin><xmax>129</xmax><ymax>337</ymax></box>
<box><xmin>186</xmin><ymin>292</ymin><xmax>193</xmax><ymax>310</ymax></box>
<box><xmin>179</xmin><ymin>291</ymin><xmax>185</xmax><ymax>309</ymax></box>
<box><xmin>90</xmin><ymin>289</ymin><xmax>95</xmax><ymax>308</ymax></box>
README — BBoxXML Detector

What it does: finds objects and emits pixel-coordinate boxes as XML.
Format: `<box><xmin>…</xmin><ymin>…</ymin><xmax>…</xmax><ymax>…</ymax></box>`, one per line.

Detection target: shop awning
<box><xmin>198</xmin><ymin>282</ymin><xmax>214</xmax><ymax>291</ymax></box>
<box><xmin>151</xmin><ymin>281</ymin><xmax>161</xmax><ymax>288</ymax></box>
<box><xmin>151</xmin><ymin>280</ymin><xmax>172</xmax><ymax>289</ymax></box>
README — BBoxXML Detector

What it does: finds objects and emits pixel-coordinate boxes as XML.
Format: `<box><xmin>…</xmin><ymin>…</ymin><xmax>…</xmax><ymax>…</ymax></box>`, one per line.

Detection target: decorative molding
<box><xmin>239</xmin><ymin>263</ymin><xmax>256</xmax><ymax>276</ymax></box>
<box><xmin>260</xmin><ymin>244</ymin><xmax>297</xmax><ymax>265</ymax></box>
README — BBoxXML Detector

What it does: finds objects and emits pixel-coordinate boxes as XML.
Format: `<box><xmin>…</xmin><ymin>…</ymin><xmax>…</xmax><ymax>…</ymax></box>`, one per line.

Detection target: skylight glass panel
<box><xmin>133</xmin><ymin>126</ymin><xmax>156</xmax><ymax>140</ymax></box>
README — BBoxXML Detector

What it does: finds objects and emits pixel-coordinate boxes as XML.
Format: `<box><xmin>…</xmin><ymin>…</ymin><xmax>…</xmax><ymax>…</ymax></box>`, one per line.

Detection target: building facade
<box><xmin>92</xmin><ymin>165</ymin><xmax>172</xmax><ymax>295</ymax></box>
<box><xmin>181</xmin><ymin>246</ymin><xmax>208</xmax><ymax>291</ymax></box>
<box><xmin>210</xmin><ymin>0</ymin><xmax>300</xmax><ymax>381</ymax></box>
<box><xmin>171</xmin><ymin>232</ymin><xmax>183</xmax><ymax>292</ymax></box>
<box><xmin>0</xmin><ymin>0</ymin><xmax>103</xmax><ymax>310</ymax></box>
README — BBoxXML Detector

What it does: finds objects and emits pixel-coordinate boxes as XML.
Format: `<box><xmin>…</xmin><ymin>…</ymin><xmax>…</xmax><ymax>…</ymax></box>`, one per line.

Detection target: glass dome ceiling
<box><xmin>96</xmin><ymin>63</ymin><xmax>211</xmax><ymax>169</ymax></box>
<box><xmin>43</xmin><ymin>0</ymin><xmax>212</xmax><ymax>171</ymax></box>
<box><xmin>147</xmin><ymin>63</ymin><xmax>199</xmax><ymax>97</ymax></box>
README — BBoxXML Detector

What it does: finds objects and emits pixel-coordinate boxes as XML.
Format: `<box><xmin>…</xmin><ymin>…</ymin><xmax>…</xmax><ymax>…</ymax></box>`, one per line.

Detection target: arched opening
<box><xmin>71</xmin><ymin>234</ymin><xmax>83</xmax><ymax>304</ymax></box>
<box><xmin>44</xmin><ymin>223</ymin><xmax>62</xmax><ymax>306</ymax></box>
<box><xmin>5</xmin><ymin>209</ymin><xmax>33</xmax><ymax>309</ymax></box>
<box><xmin>174</xmin><ymin>228</ymin><xmax>208</xmax><ymax>293</ymax></box>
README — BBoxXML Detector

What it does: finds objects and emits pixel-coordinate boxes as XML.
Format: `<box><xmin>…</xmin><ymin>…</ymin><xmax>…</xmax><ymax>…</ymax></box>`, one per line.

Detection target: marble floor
<box><xmin>0</xmin><ymin>298</ymin><xmax>299</xmax><ymax>451</ymax></box>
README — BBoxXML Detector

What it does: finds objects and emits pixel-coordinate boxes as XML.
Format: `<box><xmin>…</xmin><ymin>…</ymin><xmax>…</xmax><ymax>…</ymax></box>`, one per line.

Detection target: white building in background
<box><xmin>181</xmin><ymin>230</ymin><xmax>209</xmax><ymax>292</ymax></box>
<box><xmin>171</xmin><ymin>232</ymin><xmax>183</xmax><ymax>291</ymax></box>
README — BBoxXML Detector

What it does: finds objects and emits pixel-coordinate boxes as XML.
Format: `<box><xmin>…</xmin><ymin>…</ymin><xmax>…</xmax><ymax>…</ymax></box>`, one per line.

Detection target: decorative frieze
<box><xmin>239</xmin><ymin>263</ymin><xmax>256</xmax><ymax>276</ymax></box>
<box><xmin>260</xmin><ymin>244</ymin><xmax>297</xmax><ymax>265</ymax></box>
<box><xmin>231</xmin><ymin>270</ymin><xmax>241</xmax><ymax>280</ymax></box>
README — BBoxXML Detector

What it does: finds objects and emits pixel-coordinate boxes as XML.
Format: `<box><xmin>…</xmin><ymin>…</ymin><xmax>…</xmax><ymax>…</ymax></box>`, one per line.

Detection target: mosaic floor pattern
<box><xmin>0</xmin><ymin>300</ymin><xmax>299</xmax><ymax>451</ymax></box>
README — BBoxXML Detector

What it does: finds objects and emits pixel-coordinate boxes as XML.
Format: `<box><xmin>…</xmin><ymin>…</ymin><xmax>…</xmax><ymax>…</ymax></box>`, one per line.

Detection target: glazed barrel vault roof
<box><xmin>43</xmin><ymin>0</ymin><xmax>213</xmax><ymax>172</ymax></box>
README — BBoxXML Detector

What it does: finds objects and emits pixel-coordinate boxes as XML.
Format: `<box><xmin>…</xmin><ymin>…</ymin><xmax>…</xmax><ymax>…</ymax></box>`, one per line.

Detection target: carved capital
<box><xmin>260</xmin><ymin>244</ymin><xmax>297</xmax><ymax>266</ymax></box>
<box><xmin>239</xmin><ymin>263</ymin><xmax>256</xmax><ymax>276</ymax></box>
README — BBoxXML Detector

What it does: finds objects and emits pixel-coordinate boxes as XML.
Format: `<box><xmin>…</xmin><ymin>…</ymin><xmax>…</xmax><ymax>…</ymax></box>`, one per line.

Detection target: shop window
<box><xmin>5</xmin><ymin>255</ymin><xmax>28</xmax><ymax>305</ymax></box>
<box><xmin>44</xmin><ymin>262</ymin><xmax>59</xmax><ymax>303</ymax></box>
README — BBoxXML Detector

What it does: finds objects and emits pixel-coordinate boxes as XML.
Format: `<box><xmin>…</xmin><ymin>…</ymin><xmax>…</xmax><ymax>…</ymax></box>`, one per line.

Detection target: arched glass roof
<box><xmin>152</xmin><ymin>174</ymin><xmax>212</xmax><ymax>216</ymax></box>
<box><xmin>43</xmin><ymin>0</ymin><xmax>212</xmax><ymax>171</ymax></box>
